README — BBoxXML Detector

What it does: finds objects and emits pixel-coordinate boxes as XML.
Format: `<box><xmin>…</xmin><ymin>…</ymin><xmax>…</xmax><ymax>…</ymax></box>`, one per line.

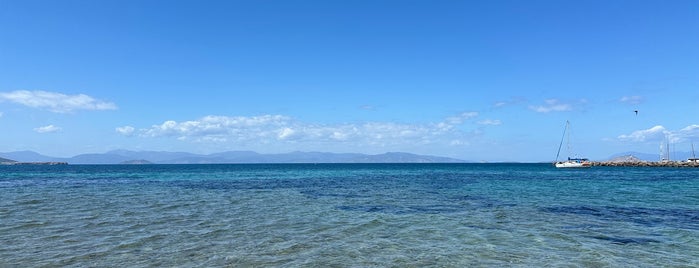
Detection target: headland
<box><xmin>0</xmin><ymin>157</ymin><xmax>68</xmax><ymax>165</ymax></box>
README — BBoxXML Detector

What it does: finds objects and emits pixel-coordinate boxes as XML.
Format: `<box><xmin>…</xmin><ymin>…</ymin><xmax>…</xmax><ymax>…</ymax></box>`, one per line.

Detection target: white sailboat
<box><xmin>554</xmin><ymin>121</ymin><xmax>591</xmax><ymax>168</ymax></box>
<box><xmin>689</xmin><ymin>142</ymin><xmax>698</xmax><ymax>163</ymax></box>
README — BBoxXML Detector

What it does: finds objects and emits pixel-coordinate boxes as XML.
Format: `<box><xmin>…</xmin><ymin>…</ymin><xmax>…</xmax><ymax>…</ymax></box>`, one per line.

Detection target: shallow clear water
<box><xmin>1</xmin><ymin>164</ymin><xmax>698</xmax><ymax>267</ymax></box>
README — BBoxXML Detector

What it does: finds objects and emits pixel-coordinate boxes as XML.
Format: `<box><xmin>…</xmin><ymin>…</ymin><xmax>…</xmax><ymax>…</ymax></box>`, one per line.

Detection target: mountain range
<box><xmin>0</xmin><ymin>157</ymin><xmax>16</xmax><ymax>163</ymax></box>
<box><xmin>3</xmin><ymin>150</ymin><xmax>695</xmax><ymax>165</ymax></box>
<box><xmin>0</xmin><ymin>150</ymin><xmax>466</xmax><ymax>164</ymax></box>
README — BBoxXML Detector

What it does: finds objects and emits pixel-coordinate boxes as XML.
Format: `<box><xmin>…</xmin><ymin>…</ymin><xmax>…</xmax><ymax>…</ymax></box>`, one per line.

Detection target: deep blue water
<box><xmin>1</xmin><ymin>164</ymin><xmax>698</xmax><ymax>266</ymax></box>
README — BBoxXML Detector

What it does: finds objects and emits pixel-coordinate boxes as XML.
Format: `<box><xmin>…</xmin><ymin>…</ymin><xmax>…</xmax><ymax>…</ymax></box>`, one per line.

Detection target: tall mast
<box><xmin>667</xmin><ymin>136</ymin><xmax>671</xmax><ymax>161</ymax></box>
<box><xmin>566</xmin><ymin>121</ymin><xmax>571</xmax><ymax>158</ymax></box>
<box><xmin>555</xmin><ymin>121</ymin><xmax>568</xmax><ymax>162</ymax></box>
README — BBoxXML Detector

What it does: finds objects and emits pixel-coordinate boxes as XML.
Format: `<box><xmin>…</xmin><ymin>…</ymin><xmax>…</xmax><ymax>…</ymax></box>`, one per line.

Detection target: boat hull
<box><xmin>555</xmin><ymin>161</ymin><xmax>591</xmax><ymax>168</ymax></box>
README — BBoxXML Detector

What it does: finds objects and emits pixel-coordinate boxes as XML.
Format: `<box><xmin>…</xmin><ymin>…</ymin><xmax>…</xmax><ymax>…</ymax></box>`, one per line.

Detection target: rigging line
<box><xmin>555</xmin><ymin>120</ymin><xmax>568</xmax><ymax>162</ymax></box>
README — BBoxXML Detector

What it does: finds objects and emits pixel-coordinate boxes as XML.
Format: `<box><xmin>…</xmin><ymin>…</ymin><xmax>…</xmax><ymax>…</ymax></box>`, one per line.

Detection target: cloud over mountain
<box><xmin>672</xmin><ymin>124</ymin><xmax>699</xmax><ymax>143</ymax></box>
<box><xmin>618</xmin><ymin>125</ymin><xmax>699</xmax><ymax>143</ymax></box>
<box><xmin>118</xmin><ymin>113</ymin><xmax>488</xmax><ymax>149</ymax></box>
<box><xmin>116</xmin><ymin>126</ymin><xmax>135</xmax><ymax>135</ymax></box>
<box><xmin>0</xmin><ymin>90</ymin><xmax>117</xmax><ymax>113</ymax></box>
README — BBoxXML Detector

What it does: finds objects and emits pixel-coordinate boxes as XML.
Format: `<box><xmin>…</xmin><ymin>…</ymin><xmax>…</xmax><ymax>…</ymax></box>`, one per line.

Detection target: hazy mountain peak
<box><xmin>1</xmin><ymin>150</ymin><xmax>466</xmax><ymax>164</ymax></box>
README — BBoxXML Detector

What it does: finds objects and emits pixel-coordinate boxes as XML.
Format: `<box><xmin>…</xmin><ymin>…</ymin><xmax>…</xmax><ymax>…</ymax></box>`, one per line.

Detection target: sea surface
<box><xmin>1</xmin><ymin>163</ymin><xmax>698</xmax><ymax>267</ymax></box>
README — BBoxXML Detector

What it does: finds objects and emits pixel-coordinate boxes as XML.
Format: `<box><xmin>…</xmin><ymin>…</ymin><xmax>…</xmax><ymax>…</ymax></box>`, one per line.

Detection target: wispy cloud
<box><xmin>529</xmin><ymin>99</ymin><xmax>573</xmax><ymax>113</ymax></box>
<box><xmin>477</xmin><ymin>119</ymin><xmax>502</xmax><ymax>126</ymax></box>
<box><xmin>618</xmin><ymin>125</ymin><xmax>668</xmax><ymax>142</ymax></box>
<box><xmin>34</xmin><ymin>124</ymin><xmax>61</xmax><ymax>133</ymax></box>
<box><xmin>140</xmin><ymin>115</ymin><xmax>291</xmax><ymax>142</ymax></box>
<box><xmin>493</xmin><ymin>97</ymin><xmax>526</xmax><ymax>108</ymax></box>
<box><xmin>359</xmin><ymin>105</ymin><xmax>376</xmax><ymax>111</ymax></box>
<box><xmin>493</xmin><ymin>101</ymin><xmax>508</xmax><ymax>108</ymax></box>
<box><xmin>0</xmin><ymin>90</ymin><xmax>117</xmax><ymax>113</ymax></box>
<box><xmin>444</xmin><ymin>112</ymin><xmax>478</xmax><ymax>124</ymax></box>
<box><xmin>672</xmin><ymin>124</ymin><xmax>699</xmax><ymax>143</ymax></box>
<box><xmin>121</xmin><ymin>113</ymin><xmax>483</xmax><ymax>148</ymax></box>
<box><xmin>620</xmin><ymin>95</ymin><xmax>643</xmax><ymax>105</ymax></box>
<box><xmin>116</xmin><ymin>126</ymin><xmax>135</xmax><ymax>136</ymax></box>
<box><xmin>618</xmin><ymin>125</ymin><xmax>699</xmax><ymax>143</ymax></box>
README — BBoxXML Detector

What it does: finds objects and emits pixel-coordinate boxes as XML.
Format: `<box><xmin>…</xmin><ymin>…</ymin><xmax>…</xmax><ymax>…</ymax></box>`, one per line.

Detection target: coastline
<box><xmin>592</xmin><ymin>161</ymin><xmax>699</xmax><ymax>167</ymax></box>
<box><xmin>0</xmin><ymin>161</ymin><xmax>68</xmax><ymax>165</ymax></box>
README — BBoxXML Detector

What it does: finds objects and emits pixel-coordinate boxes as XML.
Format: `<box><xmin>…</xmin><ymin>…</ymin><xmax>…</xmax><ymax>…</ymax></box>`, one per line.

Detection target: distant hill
<box><xmin>107</xmin><ymin>150</ymin><xmax>201</xmax><ymax>163</ymax></box>
<box><xmin>607</xmin><ymin>155</ymin><xmax>643</xmax><ymax>163</ymax></box>
<box><xmin>0</xmin><ymin>150</ymin><xmax>466</xmax><ymax>164</ymax></box>
<box><xmin>69</xmin><ymin>153</ymin><xmax>133</xmax><ymax>164</ymax></box>
<box><xmin>0</xmin><ymin>151</ymin><xmax>59</xmax><ymax>162</ymax></box>
<box><xmin>7</xmin><ymin>149</ymin><xmax>699</xmax><ymax>164</ymax></box>
<box><xmin>0</xmin><ymin>157</ymin><xmax>17</xmax><ymax>163</ymax></box>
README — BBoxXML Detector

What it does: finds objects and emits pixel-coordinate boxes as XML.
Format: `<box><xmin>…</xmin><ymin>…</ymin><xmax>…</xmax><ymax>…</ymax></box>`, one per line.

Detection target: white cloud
<box><xmin>278</xmin><ymin>127</ymin><xmax>297</xmax><ymax>140</ymax></box>
<box><xmin>34</xmin><ymin>124</ymin><xmax>61</xmax><ymax>133</ymax></box>
<box><xmin>493</xmin><ymin>97</ymin><xmax>527</xmax><ymax>108</ymax></box>
<box><xmin>618</xmin><ymin>125</ymin><xmax>669</xmax><ymax>142</ymax></box>
<box><xmin>477</xmin><ymin>119</ymin><xmax>502</xmax><ymax>126</ymax></box>
<box><xmin>359</xmin><ymin>105</ymin><xmax>376</xmax><ymax>111</ymax></box>
<box><xmin>460</xmin><ymin>111</ymin><xmax>479</xmax><ymax>119</ymax></box>
<box><xmin>618</xmin><ymin>124</ymin><xmax>699</xmax><ymax>143</ymax></box>
<box><xmin>445</xmin><ymin>112</ymin><xmax>479</xmax><ymax>124</ymax></box>
<box><xmin>0</xmin><ymin>90</ymin><xmax>117</xmax><ymax>113</ymax></box>
<box><xmin>116</xmin><ymin>126</ymin><xmax>135</xmax><ymax>135</ymax></box>
<box><xmin>141</xmin><ymin>115</ymin><xmax>291</xmax><ymax>141</ymax></box>
<box><xmin>127</xmin><ymin>113</ymin><xmax>482</xmax><ymax>148</ymax></box>
<box><xmin>434</xmin><ymin>112</ymin><xmax>479</xmax><ymax>132</ymax></box>
<box><xmin>672</xmin><ymin>124</ymin><xmax>699</xmax><ymax>143</ymax></box>
<box><xmin>620</xmin><ymin>95</ymin><xmax>643</xmax><ymax>105</ymax></box>
<box><xmin>529</xmin><ymin>99</ymin><xmax>573</xmax><ymax>113</ymax></box>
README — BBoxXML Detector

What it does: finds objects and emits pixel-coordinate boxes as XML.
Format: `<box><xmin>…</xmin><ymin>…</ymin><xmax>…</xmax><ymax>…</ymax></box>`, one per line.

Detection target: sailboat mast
<box><xmin>660</xmin><ymin>141</ymin><xmax>664</xmax><ymax>161</ymax></box>
<box><xmin>667</xmin><ymin>136</ymin><xmax>671</xmax><ymax>161</ymax></box>
<box><xmin>555</xmin><ymin>121</ymin><xmax>568</xmax><ymax>162</ymax></box>
<box><xmin>566</xmin><ymin>121</ymin><xmax>571</xmax><ymax>158</ymax></box>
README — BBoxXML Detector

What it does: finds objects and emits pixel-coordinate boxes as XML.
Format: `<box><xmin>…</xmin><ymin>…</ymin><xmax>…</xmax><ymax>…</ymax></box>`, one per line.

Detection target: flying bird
<box><xmin>634</xmin><ymin>110</ymin><xmax>638</xmax><ymax>116</ymax></box>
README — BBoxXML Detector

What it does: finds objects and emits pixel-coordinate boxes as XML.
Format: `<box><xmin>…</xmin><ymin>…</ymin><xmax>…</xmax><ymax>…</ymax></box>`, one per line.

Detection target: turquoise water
<box><xmin>1</xmin><ymin>164</ymin><xmax>698</xmax><ymax>267</ymax></box>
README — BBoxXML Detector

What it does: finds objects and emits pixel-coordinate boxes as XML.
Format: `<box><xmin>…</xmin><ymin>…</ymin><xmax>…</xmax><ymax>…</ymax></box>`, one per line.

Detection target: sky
<box><xmin>1</xmin><ymin>0</ymin><xmax>698</xmax><ymax>162</ymax></box>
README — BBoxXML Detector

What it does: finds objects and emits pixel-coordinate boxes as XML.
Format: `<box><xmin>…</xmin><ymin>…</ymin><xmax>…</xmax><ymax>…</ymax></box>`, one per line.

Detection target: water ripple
<box><xmin>2</xmin><ymin>164</ymin><xmax>699</xmax><ymax>267</ymax></box>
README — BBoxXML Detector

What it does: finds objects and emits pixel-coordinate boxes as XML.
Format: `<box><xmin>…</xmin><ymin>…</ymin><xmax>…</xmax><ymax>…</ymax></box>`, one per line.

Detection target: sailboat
<box><xmin>688</xmin><ymin>142</ymin><xmax>698</xmax><ymax>163</ymax></box>
<box><xmin>554</xmin><ymin>120</ymin><xmax>591</xmax><ymax>168</ymax></box>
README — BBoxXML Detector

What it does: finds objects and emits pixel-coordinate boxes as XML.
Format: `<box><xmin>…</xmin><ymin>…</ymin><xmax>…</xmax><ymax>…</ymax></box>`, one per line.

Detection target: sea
<box><xmin>1</xmin><ymin>163</ymin><xmax>698</xmax><ymax>267</ymax></box>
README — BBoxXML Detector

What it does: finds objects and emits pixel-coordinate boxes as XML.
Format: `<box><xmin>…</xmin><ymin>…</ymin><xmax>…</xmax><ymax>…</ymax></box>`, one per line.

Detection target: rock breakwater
<box><xmin>592</xmin><ymin>161</ymin><xmax>699</xmax><ymax>167</ymax></box>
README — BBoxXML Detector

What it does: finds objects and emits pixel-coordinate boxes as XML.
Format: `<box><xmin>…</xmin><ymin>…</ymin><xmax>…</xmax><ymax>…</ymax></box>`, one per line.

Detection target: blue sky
<box><xmin>1</xmin><ymin>0</ymin><xmax>698</xmax><ymax>162</ymax></box>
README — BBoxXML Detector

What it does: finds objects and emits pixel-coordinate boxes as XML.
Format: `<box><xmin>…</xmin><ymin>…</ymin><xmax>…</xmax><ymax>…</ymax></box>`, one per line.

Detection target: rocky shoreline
<box><xmin>0</xmin><ymin>161</ymin><xmax>68</xmax><ymax>165</ymax></box>
<box><xmin>592</xmin><ymin>161</ymin><xmax>699</xmax><ymax>167</ymax></box>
